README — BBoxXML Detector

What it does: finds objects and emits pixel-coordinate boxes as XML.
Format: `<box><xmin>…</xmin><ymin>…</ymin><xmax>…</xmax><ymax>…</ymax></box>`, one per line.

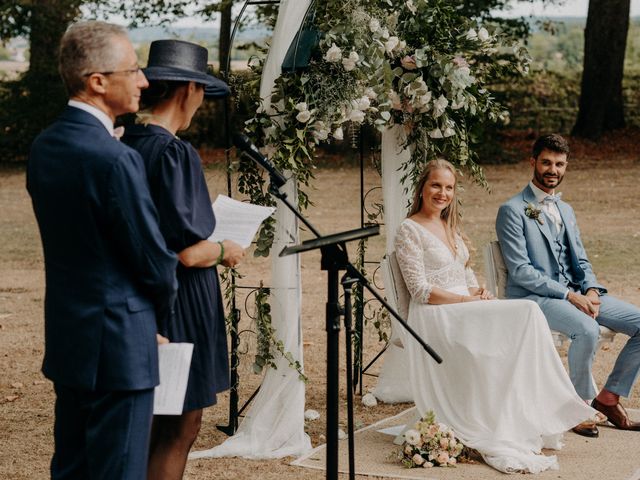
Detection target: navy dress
<box><xmin>123</xmin><ymin>124</ymin><xmax>229</xmax><ymax>412</ymax></box>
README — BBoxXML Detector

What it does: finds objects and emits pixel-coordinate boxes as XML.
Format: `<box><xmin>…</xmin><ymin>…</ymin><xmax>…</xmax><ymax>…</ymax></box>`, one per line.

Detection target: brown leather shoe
<box><xmin>592</xmin><ymin>399</ymin><xmax>640</xmax><ymax>431</ymax></box>
<box><xmin>572</xmin><ymin>420</ymin><xmax>599</xmax><ymax>437</ymax></box>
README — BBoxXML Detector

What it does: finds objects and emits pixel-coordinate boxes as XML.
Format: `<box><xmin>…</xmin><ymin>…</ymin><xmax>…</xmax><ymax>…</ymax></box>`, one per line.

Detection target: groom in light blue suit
<box><xmin>496</xmin><ymin>134</ymin><xmax>640</xmax><ymax>437</ymax></box>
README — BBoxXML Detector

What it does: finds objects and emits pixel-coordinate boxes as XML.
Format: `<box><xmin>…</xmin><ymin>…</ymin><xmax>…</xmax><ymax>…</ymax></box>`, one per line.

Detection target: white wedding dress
<box><xmin>395</xmin><ymin>219</ymin><xmax>595</xmax><ymax>474</ymax></box>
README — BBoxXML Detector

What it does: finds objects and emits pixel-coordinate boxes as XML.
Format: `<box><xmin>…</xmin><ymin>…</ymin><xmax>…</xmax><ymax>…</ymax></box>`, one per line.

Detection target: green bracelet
<box><xmin>215</xmin><ymin>241</ymin><xmax>225</xmax><ymax>266</ymax></box>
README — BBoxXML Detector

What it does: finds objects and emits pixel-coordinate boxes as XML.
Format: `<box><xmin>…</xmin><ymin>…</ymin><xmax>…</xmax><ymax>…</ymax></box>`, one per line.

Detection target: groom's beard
<box><xmin>534</xmin><ymin>169</ymin><xmax>564</xmax><ymax>190</ymax></box>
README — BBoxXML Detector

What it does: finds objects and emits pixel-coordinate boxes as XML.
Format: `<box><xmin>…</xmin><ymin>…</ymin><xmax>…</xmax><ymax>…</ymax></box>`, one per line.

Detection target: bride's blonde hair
<box><xmin>408</xmin><ymin>158</ymin><xmax>465</xmax><ymax>258</ymax></box>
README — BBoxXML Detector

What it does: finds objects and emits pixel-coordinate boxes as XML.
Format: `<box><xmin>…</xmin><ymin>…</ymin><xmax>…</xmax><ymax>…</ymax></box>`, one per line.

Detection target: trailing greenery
<box><xmin>252</xmin><ymin>284</ymin><xmax>307</xmax><ymax>382</ymax></box>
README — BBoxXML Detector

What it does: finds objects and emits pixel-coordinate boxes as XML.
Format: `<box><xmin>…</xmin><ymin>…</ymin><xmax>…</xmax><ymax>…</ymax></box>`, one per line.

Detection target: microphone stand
<box><xmin>264</xmin><ymin>173</ymin><xmax>441</xmax><ymax>480</ymax></box>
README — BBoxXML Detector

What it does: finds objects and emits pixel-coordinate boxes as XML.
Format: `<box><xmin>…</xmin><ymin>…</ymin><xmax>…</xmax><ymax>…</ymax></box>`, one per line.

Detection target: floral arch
<box><xmin>192</xmin><ymin>0</ymin><xmax>529</xmax><ymax>460</ymax></box>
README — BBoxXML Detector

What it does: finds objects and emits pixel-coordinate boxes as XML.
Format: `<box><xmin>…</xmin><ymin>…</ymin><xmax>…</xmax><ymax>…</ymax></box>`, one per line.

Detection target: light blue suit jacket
<box><xmin>495</xmin><ymin>185</ymin><xmax>606</xmax><ymax>299</ymax></box>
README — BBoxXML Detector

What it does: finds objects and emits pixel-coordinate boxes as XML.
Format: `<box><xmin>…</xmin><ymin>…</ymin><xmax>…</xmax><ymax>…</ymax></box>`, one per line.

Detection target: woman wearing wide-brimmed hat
<box><xmin>122</xmin><ymin>39</ymin><xmax>245</xmax><ymax>479</ymax></box>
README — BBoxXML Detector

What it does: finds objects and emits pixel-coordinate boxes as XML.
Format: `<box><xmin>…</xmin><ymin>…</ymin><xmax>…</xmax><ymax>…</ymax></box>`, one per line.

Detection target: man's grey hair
<box><xmin>59</xmin><ymin>21</ymin><xmax>129</xmax><ymax>96</ymax></box>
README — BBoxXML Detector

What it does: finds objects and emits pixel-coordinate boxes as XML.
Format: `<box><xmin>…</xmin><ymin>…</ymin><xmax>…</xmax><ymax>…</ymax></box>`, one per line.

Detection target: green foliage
<box><xmin>253</xmin><ymin>284</ymin><xmax>307</xmax><ymax>382</ymax></box>
<box><xmin>0</xmin><ymin>73</ymin><xmax>67</xmax><ymax>162</ymax></box>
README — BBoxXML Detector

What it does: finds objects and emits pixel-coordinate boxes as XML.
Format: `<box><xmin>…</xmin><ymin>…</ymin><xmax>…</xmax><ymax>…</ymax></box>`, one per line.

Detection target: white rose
<box><xmin>436</xmin><ymin>451</ymin><xmax>450</xmax><ymax>465</ymax></box>
<box><xmin>369</xmin><ymin>18</ymin><xmax>381</xmax><ymax>33</ymax></box>
<box><xmin>296</xmin><ymin>110</ymin><xmax>312</xmax><ymax>123</ymax></box>
<box><xmin>417</xmin><ymin>92</ymin><xmax>432</xmax><ymax>108</ymax></box>
<box><xmin>428</xmin><ymin>128</ymin><xmax>443</xmax><ymax>139</ymax></box>
<box><xmin>333</xmin><ymin>126</ymin><xmax>344</xmax><ymax>140</ymax></box>
<box><xmin>380</xmin><ymin>27</ymin><xmax>390</xmax><ymax>39</ymax></box>
<box><xmin>348</xmin><ymin>109</ymin><xmax>366</xmax><ymax>123</ymax></box>
<box><xmin>465</xmin><ymin>28</ymin><xmax>478</xmax><ymax>40</ymax></box>
<box><xmin>248</xmin><ymin>56</ymin><xmax>261</xmax><ymax>68</ymax></box>
<box><xmin>364</xmin><ymin>87</ymin><xmax>378</xmax><ymax>100</ymax></box>
<box><xmin>351</xmin><ymin>96</ymin><xmax>370</xmax><ymax>111</ymax></box>
<box><xmin>406</xmin><ymin>0</ymin><xmax>417</xmax><ymax>14</ymax></box>
<box><xmin>412</xmin><ymin>453</ymin><xmax>425</xmax><ymax>465</ymax></box>
<box><xmin>342</xmin><ymin>51</ymin><xmax>359</xmax><ymax>71</ymax></box>
<box><xmin>443</xmin><ymin>127</ymin><xmax>455</xmax><ymax>137</ymax></box>
<box><xmin>324</xmin><ymin>43</ymin><xmax>342</xmax><ymax>63</ymax></box>
<box><xmin>312</xmin><ymin>121</ymin><xmax>329</xmax><ymax>141</ymax></box>
<box><xmin>385</xmin><ymin>36</ymin><xmax>400</xmax><ymax>54</ymax></box>
<box><xmin>478</xmin><ymin>27</ymin><xmax>490</xmax><ymax>41</ymax></box>
<box><xmin>403</xmin><ymin>429</ymin><xmax>421</xmax><ymax>446</ymax></box>
<box><xmin>423</xmin><ymin>461</ymin><xmax>433</xmax><ymax>468</ymax></box>
<box><xmin>295</xmin><ymin>102</ymin><xmax>308</xmax><ymax>112</ymax></box>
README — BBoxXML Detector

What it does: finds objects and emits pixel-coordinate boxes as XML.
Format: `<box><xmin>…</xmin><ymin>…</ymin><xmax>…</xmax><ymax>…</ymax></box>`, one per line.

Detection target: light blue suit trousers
<box><xmin>497</xmin><ymin>185</ymin><xmax>640</xmax><ymax>399</ymax></box>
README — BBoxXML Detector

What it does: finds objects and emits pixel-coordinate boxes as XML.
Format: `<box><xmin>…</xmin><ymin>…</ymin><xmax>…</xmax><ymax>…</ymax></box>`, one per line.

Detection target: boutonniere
<box><xmin>525</xmin><ymin>203</ymin><xmax>544</xmax><ymax>225</ymax></box>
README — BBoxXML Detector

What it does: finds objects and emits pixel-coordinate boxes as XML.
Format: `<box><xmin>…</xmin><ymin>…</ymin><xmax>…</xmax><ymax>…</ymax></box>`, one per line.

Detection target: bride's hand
<box><xmin>477</xmin><ymin>287</ymin><xmax>494</xmax><ymax>300</ymax></box>
<box><xmin>467</xmin><ymin>287</ymin><xmax>494</xmax><ymax>301</ymax></box>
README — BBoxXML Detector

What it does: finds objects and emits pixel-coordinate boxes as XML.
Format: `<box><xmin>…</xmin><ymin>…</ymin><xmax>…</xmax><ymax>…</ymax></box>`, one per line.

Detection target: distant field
<box><xmin>0</xmin><ymin>61</ymin><xmax>27</xmax><ymax>79</ymax></box>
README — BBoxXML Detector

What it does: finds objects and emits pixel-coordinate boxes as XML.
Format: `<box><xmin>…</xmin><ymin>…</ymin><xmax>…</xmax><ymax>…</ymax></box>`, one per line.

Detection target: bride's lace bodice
<box><xmin>394</xmin><ymin>218</ymin><xmax>478</xmax><ymax>303</ymax></box>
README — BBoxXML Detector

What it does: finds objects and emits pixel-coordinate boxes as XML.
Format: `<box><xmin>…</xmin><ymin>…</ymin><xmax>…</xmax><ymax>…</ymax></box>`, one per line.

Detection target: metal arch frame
<box><xmin>217</xmin><ymin>0</ymin><xmax>390</xmax><ymax>435</ymax></box>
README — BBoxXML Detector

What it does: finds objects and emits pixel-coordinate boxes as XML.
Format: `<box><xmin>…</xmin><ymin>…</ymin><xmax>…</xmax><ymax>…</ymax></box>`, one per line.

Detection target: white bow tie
<box><xmin>542</xmin><ymin>192</ymin><xmax>562</xmax><ymax>204</ymax></box>
<box><xmin>112</xmin><ymin>126</ymin><xmax>125</xmax><ymax>140</ymax></box>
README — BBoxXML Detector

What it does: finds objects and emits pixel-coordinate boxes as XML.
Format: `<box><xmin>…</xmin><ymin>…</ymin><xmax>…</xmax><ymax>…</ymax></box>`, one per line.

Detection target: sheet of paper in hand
<box><xmin>208</xmin><ymin>194</ymin><xmax>276</xmax><ymax>248</ymax></box>
<box><xmin>153</xmin><ymin>343</ymin><xmax>194</xmax><ymax>415</ymax></box>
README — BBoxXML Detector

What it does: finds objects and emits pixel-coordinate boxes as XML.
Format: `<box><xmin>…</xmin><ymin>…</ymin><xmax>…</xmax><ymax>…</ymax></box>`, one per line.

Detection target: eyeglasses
<box><xmin>84</xmin><ymin>67</ymin><xmax>142</xmax><ymax>77</ymax></box>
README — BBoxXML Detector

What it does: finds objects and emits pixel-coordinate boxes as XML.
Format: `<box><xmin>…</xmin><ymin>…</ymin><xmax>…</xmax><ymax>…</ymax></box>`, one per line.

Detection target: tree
<box><xmin>572</xmin><ymin>0</ymin><xmax>631</xmax><ymax>139</ymax></box>
<box><xmin>0</xmin><ymin>1</ymin><xmax>83</xmax><ymax>161</ymax></box>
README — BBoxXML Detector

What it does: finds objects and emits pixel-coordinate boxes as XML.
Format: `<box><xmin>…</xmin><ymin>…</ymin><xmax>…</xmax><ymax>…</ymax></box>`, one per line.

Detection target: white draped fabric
<box><xmin>190</xmin><ymin>0</ymin><xmax>311</xmax><ymax>460</ymax></box>
<box><xmin>372</xmin><ymin>126</ymin><xmax>414</xmax><ymax>403</ymax></box>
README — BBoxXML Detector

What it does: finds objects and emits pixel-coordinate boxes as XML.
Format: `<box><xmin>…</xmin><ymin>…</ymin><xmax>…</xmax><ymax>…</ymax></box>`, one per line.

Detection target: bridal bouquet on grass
<box><xmin>397</xmin><ymin>411</ymin><xmax>466</xmax><ymax>468</ymax></box>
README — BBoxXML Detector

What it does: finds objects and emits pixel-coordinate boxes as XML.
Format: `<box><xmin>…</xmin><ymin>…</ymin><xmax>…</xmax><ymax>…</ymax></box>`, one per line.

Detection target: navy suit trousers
<box><xmin>51</xmin><ymin>384</ymin><xmax>154</xmax><ymax>480</ymax></box>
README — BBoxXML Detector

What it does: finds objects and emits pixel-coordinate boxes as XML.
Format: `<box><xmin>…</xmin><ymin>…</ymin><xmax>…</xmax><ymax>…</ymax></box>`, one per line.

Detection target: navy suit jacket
<box><xmin>27</xmin><ymin>106</ymin><xmax>178</xmax><ymax>391</ymax></box>
<box><xmin>496</xmin><ymin>184</ymin><xmax>606</xmax><ymax>300</ymax></box>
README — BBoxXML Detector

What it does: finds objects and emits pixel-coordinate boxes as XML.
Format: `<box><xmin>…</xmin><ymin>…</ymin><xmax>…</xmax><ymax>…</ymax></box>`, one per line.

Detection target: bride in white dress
<box><xmin>395</xmin><ymin>159</ymin><xmax>595</xmax><ymax>474</ymax></box>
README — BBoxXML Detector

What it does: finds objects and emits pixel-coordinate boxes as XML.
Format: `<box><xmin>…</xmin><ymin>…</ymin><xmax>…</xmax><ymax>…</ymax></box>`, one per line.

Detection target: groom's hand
<box><xmin>585</xmin><ymin>289</ymin><xmax>601</xmax><ymax>317</ymax></box>
<box><xmin>567</xmin><ymin>291</ymin><xmax>601</xmax><ymax>318</ymax></box>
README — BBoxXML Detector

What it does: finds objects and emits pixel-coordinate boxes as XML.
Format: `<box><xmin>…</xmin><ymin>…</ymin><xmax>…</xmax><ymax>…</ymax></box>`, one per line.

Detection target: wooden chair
<box><xmin>483</xmin><ymin>240</ymin><xmax>616</xmax><ymax>348</ymax></box>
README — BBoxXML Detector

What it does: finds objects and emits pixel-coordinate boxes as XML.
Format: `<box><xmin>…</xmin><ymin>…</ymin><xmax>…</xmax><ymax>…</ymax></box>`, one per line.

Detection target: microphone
<box><xmin>232</xmin><ymin>132</ymin><xmax>287</xmax><ymax>188</ymax></box>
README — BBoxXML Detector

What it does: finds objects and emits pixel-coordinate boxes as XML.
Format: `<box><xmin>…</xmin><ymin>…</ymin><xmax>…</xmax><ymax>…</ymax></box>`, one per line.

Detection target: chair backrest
<box><xmin>483</xmin><ymin>240</ymin><xmax>508</xmax><ymax>299</ymax></box>
<box><xmin>380</xmin><ymin>251</ymin><xmax>410</xmax><ymax>347</ymax></box>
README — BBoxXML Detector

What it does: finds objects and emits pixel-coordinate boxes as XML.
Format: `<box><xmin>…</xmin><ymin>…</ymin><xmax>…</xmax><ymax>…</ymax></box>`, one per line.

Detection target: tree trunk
<box><xmin>218</xmin><ymin>0</ymin><xmax>233</xmax><ymax>75</ymax></box>
<box><xmin>28</xmin><ymin>0</ymin><xmax>81</xmax><ymax>78</ymax></box>
<box><xmin>572</xmin><ymin>0</ymin><xmax>631</xmax><ymax>140</ymax></box>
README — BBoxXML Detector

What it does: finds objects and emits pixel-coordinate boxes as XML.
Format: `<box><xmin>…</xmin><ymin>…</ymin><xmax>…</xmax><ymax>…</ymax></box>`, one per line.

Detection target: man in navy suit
<box><xmin>27</xmin><ymin>21</ymin><xmax>178</xmax><ymax>479</ymax></box>
<box><xmin>496</xmin><ymin>134</ymin><xmax>640</xmax><ymax>437</ymax></box>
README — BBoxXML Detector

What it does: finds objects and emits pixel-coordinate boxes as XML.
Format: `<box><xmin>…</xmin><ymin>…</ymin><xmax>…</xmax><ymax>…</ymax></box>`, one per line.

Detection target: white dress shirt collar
<box><xmin>529</xmin><ymin>181</ymin><xmax>556</xmax><ymax>203</ymax></box>
<box><xmin>529</xmin><ymin>181</ymin><xmax>563</xmax><ymax>229</ymax></box>
<box><xmin>68</xmin><ymin>100</ymin><xmax>114</xmax><ymax>136</ymax></box>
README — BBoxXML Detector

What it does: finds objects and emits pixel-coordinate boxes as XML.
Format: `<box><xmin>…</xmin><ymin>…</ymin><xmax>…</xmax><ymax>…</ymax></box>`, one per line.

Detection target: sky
<box><xmin>497</xmin><ymin>0</ymin><xmax>640</xmax><ymax>18</ymax></box>
<box><xmin>165</xmin><ymin>0</ymin><xmax>640</xmax><ymax>28</ymax></box>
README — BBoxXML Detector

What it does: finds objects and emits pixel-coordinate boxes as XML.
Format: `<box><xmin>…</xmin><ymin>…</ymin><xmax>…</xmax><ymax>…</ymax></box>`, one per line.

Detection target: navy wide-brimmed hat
<box><xmin>143</xmin><ymin>39</ymin><xmax>230</xmax><ymax>98</ymax></box>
